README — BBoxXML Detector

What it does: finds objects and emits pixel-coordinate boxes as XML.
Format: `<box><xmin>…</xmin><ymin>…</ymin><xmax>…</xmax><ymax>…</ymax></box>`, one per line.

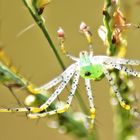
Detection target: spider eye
<box><xmin>85</xmin><ymin>71</ymin><xmax>91</xmax><ymax>76</ymax></box>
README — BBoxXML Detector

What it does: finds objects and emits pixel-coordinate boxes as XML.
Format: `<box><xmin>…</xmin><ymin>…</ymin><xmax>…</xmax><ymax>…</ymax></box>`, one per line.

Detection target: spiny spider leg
<box><xmin>39</xmin><ymin>64</ymin><xmax>76</xmax><ymax>111</ymax></box>
<box><xmin>106</xmin><ymin>63</ymin><xmax>140</xmax><ymax>77</ymax></box>
<box><xmin>0</xmin><ymin>107</ymin><xmax>29</xmax><ymax>113</ymax></box>
<box><xmin>36</xmin><ymin>63</ymin><xmax>77</xmax><ymax>92</ymax></box>
<box><xmin>92</xmin><ymin>56</ymin><xmax>140</xmax><ymax>66</ymax></box>
<box><xmin>104</xmin><ymin>57</ymin><xmax>140</xmax><ymax>66</ymax></box>
<box><xmin>102</xmin><ymin>65</ymin><xmax>130</xmax><ymax>110</ymax></box>
<box><xmin>57</xmin><ymin>27</ymin><xmax>78</xmax><ymax>61</ymax></box>
<box><xmin>27</xmin><ymin>70</ymin><xmax>80</xmax><ymax>119</ymax></box>
<box><xmin>65</xmin><ymin>70</ymin><xmax>80</xmax><ymax>106</ymax></box>
<box><xmin>0</xmin><ymin>63</ymin><xmax>77</xmax><ymax>113</ymax></box>
<box><xmin>85</xmin><ymin>79</ymin><xmax>95</xmax><ymax>129</ymax></box>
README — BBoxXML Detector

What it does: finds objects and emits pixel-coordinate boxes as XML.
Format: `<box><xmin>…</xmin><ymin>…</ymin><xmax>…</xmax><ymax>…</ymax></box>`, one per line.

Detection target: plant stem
<box><xmin>103</xmin><ymin>0</ymin><xmax>138</xmax><ymax>140</ymax></box>
<box><xmin>103</xmin><ymin>0</ymin><xmax>116</xmax><ymax>55</ymax></box>
<box><xmin>23</xmin><ymin>0</ymin><xmax>65</xmax><ymax>69</ymax></box>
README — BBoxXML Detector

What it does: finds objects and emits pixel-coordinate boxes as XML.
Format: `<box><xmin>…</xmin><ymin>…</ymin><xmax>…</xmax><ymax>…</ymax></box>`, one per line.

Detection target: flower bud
<box><xmin>80</xmin><ymin>22</ymin><xmax>87</xmax><ymax>31</ymax></box>
<box><xmin>57</xmin><ymin>27</ymin><xmax>65</xmax><ymax>38</ymax></box>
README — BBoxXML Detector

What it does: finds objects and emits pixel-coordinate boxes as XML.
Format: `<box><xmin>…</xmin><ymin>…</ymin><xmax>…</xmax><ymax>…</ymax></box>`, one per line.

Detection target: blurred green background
<box><xmin>0</xmin><ymin>0</ymin><xmax>140</xmax><ymax>140</ymax></box>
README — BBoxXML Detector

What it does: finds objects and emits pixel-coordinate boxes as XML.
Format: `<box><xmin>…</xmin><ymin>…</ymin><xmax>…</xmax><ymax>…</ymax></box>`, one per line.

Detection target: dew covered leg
<box><xmin>103</xmin><ymin>66</ymin><xmax>130</xmax><ymax>110</ymax></box>
<box><xmin>66</xmin><ymin>70</ymin><xmax>80</xmax><ymax>106</ymax></box>
<box><xmin>0</xmin><ymin>106</ymin><xmax>43</xmax><ymax>113</ymax></box>
<box><xmin>107</xmin><ymin>63</ymin><xmax>140</xmax><ymax>77</ymax></box>
<box><xmin>35</xmin><ymin>63</ymin><xmax>77</xmax><ymax>92</ymax></box>
<box><xmin>105</xmin><ymin>57</ymin><xmax>140</xmax><ymax>66</ymax></box>
<box><xmin>39</xmin><ymin>65</ymin><xmax>76</xmax><ymax>111</ymax></box>
<box><xmin>27</xmin><ymin>70</ymin><xmax>80</xmax><ymax>119</ymax></box>
<box><xmin>85</xmin><ymin>79</ymin><xmax>96</xmax><ymax>129</ymax></box>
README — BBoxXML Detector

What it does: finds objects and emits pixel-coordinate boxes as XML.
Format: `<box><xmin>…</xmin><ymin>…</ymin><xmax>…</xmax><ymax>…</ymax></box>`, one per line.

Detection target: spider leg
<box><xmin>106</xmin><ymin>63</ymin><xmax>140</xmax><ymax>77</ymax></box>
<box><xmin>0</xmin><ymin>104</ymin><xmax>49</xmax><ymax>113</ymax></box>
<box><xmin>102</xmin><ymin>65</ymin><xmax>130</xmax><ymax>110</ymax></box>
<box><xmin>57</xmin><ymin>27</ymin><xmax>78</xmax><ymax>61</ymax></box>
<box><xmin>65</xmin><ymin>70</ymin><xmax>80</xmax><ymax>106</ymax></box>
<box><xmin>105</xmin><ymin>57</ymin><xmax>140</xmax><ymax>66</ymax></box>
<box><xmin>27</xmin><ymin>70</ymin><xmax>80</xmax><ymax>119</ymax></box>
<box><xmin>92</xmin><ymin>56</ymin><xmax>140</xmax><ymax>66</ymax></box>
<box><xmin>85</xmin><ymin>79</ymin><xmax>96</xmax><ymax>129</ymax></box>
<box><xmin>35</xmin><ymin>63</ymin><xmax>78</xmax><ymax>92</ymax></box>
<box><xmin>89</xmin><ymin>44</ymin><xmax>94</xmax><ymax>58</ymax></box>
<box><xmin>39</xmin><ymin>66</ymin><xmax>76</xmax><ymax>111</ymax></box>
<box><xmin>0</xmin><ymin>107</ymin><xmax>30</xmax><ymax>113</ymax></box>
<box><xmin>59</xmin><ymin>38</ymin><xmax>78</xmax><ymax>61</ymax></box>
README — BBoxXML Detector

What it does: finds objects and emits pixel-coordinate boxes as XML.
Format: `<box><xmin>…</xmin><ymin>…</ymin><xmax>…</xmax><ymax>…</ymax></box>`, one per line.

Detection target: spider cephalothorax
<box><xmin>79</xmin><ymin>51</ymin><xmax>104</xmax><ymax>80</ymax></box>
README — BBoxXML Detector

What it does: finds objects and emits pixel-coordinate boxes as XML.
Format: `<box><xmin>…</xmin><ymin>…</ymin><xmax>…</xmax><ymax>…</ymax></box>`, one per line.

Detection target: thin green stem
<box><xmin>103</xmin><ymin>0</ymin><xmax>116</xmax><ymax>55</ymax></box>
<box><xmin>23</xmin><ymin>0</ymin><xmax>65</xmax><ymax>69</ymax></box>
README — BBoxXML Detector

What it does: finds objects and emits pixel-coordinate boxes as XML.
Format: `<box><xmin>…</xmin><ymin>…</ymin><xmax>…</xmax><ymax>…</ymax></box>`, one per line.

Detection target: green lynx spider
<box><xmin>0</xmin><ymin>22</ymin><xmax>140</xmax><ymax>129</ymax></box>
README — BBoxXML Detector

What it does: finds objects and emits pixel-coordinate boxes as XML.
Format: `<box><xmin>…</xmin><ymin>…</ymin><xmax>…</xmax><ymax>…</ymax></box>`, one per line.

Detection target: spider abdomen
<box><xmin>80</xmin><ymin>64</ymin><xmax>104</xmax><ymax>80</ymax></box>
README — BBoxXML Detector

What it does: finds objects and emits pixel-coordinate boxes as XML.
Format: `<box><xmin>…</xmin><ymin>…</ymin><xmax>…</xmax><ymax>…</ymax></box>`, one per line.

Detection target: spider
<box><xmin>0</xmin><ymin>22</ymin><xmax>140</xmax><ymax>129</ymax></box>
